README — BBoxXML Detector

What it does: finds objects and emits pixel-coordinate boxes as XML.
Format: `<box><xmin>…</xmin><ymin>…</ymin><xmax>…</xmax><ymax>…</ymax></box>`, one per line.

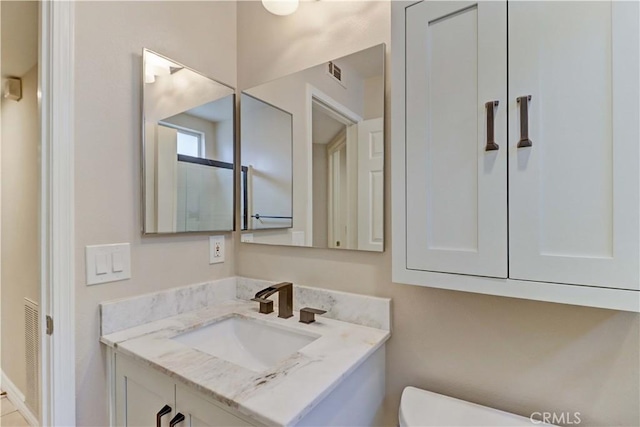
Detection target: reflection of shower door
<box><xmin>357</xmin><ymin>118</ymin><xmax>384</xmax><ymax>251</ymax></box>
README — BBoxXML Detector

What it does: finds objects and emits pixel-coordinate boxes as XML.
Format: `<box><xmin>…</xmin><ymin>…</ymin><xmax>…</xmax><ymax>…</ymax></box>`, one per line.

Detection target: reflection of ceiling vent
<box><xmin>328</xmin><ymin>62</ymin><xmax>341</xmax><ymax>81</ymax></box>
<box><xmin>327</xmin><ymin>62</ymin><xmax>346</xmax><ymax>88</ymax></box>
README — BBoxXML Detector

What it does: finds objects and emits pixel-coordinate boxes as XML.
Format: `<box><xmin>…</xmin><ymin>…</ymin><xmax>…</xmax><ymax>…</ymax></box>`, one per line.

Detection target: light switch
<box><xmin>86</xmin><ymin>243</ymin><xmax>131</xmax><ymax>285</ymax></box>
<box><xmin>112</xmin><ymin>252</ymin><xmax>124</xmax><ymax>273</ymax></box>
<box><xmin>95</xmin><ymin>253</ymin><xmax>108</xmax><ymax>275</ymax></box>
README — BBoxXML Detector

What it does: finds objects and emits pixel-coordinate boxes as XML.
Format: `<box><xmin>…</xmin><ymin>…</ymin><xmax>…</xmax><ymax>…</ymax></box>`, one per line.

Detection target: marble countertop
<box><xmin>101</xmin><ymin>298</ymin><xmax>390</xmax><ymax>426</ymax></box>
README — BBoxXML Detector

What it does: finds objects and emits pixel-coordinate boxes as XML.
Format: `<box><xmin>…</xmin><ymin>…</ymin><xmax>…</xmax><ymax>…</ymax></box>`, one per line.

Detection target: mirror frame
<box><xmin>141</xmin><ymin>48</ymin><xmax>237</xmax><ymax>235</ymax></box>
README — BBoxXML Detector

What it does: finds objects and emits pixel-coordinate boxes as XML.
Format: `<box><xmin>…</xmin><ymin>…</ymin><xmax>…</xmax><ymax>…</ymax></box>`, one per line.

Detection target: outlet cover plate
<box><xmin>209</xmin><ymin>236</ymin><xmax>225</xmax><ymax>264</ymax></box>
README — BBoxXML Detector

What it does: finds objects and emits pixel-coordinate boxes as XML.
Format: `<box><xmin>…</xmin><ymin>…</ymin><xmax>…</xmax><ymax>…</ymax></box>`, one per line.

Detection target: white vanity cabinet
<box><xmin>175</xmin><ymin>385</ymin><xmax>252</xmax><ymax>427</ymax></box>
<box><xmin>114</xmin><ymin>354</ymin><xmax>256</xmax><ymax>427</ymax></box>
<box><xmin>392</xmin><ymin>0</ymin><xmax>640</xmax><ymax>311</ymax></box>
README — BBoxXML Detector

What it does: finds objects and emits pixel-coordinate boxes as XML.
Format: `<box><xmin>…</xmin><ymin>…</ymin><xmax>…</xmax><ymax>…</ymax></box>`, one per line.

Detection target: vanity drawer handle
<box><xmin>484</xmin><ymin>100</ymin><xmax>499</xmax><ymax>151</ymax></box>
<box><xmin>169</xmin><ymin>412</ymin><xmax>185</xmax><ymax>427</ymax></box>
<box><xmin>156</xmin><ymin>404</ymin><xmax>172</xmax><ymax>427</ymax></box>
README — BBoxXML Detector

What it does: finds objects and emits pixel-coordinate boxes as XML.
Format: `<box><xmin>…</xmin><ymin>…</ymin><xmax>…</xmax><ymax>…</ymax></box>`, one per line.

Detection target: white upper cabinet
<box><xmin>508</xmin><ymin>1</ymin><xmax>639</xmax><ymax>289</ymax></box>
<box><xmin>392</xmin><ymin>0</ymin><xmax>640</xmax><ymax>311</ymax></box>
<box><xmin>405</xmin><ymin>1</ymin><xmax>507</xmax><ymax>278</ymax></box>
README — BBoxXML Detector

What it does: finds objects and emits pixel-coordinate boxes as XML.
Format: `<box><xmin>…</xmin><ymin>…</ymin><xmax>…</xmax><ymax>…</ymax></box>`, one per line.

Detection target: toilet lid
<box><xmin>399</xmin><ymin>387</ymin><xmax>545</xmax><ymax>427</ymax></box>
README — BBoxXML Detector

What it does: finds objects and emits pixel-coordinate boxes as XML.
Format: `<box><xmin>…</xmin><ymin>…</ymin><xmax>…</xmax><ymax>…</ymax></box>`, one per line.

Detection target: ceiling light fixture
<box><xmin>262</xmin><ymin>0</ymin><xmax>299</xmax><ymax>16</ymax></box>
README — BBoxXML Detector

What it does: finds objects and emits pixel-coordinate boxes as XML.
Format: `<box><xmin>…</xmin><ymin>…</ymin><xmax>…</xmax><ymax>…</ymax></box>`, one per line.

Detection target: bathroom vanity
<box><xmin>100</xmin><ymin>278</ymin><xmax>390</xmax><ymax>426</ymax></box>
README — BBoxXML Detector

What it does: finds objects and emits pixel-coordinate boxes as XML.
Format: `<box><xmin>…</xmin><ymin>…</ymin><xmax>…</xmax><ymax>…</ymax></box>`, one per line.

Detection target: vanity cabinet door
<box><xmin>115</xmin><ymin>354</ymin><xmax>176</xmax><ymax>427</ymax></box>
<box><xmin>175</xmin><ymin>384</ymin><xmax>256</xmax><ymax>427</ymax></box>
<box><xmin>508</xmin><ymin>1</ymin><xmax>640</xmax><ymax>289</ymax></box>
<box><xmin>405</xmin><ymin>1</ymin><xmax>508</xmax><ymax>278</ymax></box>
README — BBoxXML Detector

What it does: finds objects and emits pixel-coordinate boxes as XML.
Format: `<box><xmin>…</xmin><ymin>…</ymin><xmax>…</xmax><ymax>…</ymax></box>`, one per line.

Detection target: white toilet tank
<box><xmin>399</xmin><ymin>387</ymin><xmax>547</xmax><ymax>426</ymax></box>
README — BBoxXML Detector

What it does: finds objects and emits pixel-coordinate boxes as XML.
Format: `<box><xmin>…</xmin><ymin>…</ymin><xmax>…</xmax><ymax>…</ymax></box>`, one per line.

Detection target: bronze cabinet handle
<box><xmin>156</xmin><ymin>405</ymin><xmax>172</xmax><ymax>427</ymax></box>
<box><xmin>169</xmin><ymin>413</ymin><xmax>185</xmax><ymax>427</ymax></box>
<box><xmin>485</xmin><ymin>100</ymin><xmax>499</xmax><ymax>151</ymax></box>
<box><xmin>517</xmin><ymin>95</ymin><xmax>533</xmax><ymax>148</ymax></box>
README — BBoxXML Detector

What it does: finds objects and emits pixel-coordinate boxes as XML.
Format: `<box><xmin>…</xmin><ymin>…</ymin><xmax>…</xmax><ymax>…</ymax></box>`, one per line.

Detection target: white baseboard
<box><xmin>1</xmin><ymin>371</ymin><xmax>39</xmax><ymax>426</ymax></box>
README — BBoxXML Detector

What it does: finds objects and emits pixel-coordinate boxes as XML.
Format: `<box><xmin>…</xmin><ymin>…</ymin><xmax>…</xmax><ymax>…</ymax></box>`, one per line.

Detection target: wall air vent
<box><xmin>24</xmin><ymin>298</ymin><xmax>39</xmax><ymax>413</ymax></box>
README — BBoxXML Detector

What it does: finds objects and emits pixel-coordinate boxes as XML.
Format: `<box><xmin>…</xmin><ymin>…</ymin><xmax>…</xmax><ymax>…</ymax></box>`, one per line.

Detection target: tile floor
<box><xmin>0</xmin><ymin>393</ymin><xmax>29</xmax><ymax>427</ymax></box>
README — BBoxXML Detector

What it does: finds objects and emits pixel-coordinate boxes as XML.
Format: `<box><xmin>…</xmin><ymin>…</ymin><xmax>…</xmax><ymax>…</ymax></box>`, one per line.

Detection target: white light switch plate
<box><xmin>86</xmin><ymin>243</ymin><xmax>131</xmax><ymax>285</ymax></box>
<box><xmin>241</xmin><ymin>233</ymin><xmax>254</xmax><ymax>243</ymax></box>
<box><xmin>209</xmin><ymin>236</ymin><xmax>225</xmax><ymax>264</ymax></box>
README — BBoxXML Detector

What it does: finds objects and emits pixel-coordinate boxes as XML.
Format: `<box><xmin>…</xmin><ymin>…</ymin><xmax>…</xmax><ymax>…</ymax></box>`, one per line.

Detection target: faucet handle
<box><xmin>251</xmin><ymin>297</ymin><xmax>274</xmax><ymax>314</ymax></box>
<box><xmin>299</xmin><ymin>307</ymin><xmax>327</xmax><ymax>324</ymax></box>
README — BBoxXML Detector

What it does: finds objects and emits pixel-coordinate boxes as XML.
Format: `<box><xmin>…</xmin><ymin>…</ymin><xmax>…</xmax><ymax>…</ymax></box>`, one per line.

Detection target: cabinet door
<box><xmin>115</xmin><ymin>354</ymin><xmax>176</xmax><ymax>427</ymax></box>
<box><xmin>175</xmin><ymin>384</ymin><xmax>255</xmax><ymax>427</ymax></box>
<box><xmin>405</xmin><ymin>1</ymin><xmax>508</xmax><ymax>277</ymax></box>
<box><xmin>508</xmin><ymin>1</ymin><xmax>640</xmax><ymax>289</ymax></box>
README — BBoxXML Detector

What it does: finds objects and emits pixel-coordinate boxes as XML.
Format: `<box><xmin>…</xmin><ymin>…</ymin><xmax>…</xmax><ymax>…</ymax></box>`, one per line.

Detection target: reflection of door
<box><xmin>357</xmin><ymin>118</ymin><xmax>384</xmax><ymax>251</ymax></box>
<box><xmin>309</xmin><ymin>86</ymin><xmax>363</xmax><ymax>248</ymax></box>
<box><xmin>327</xmin><ymin>133</ymin><xmax>347</xmax><ymax>248</ymax></box>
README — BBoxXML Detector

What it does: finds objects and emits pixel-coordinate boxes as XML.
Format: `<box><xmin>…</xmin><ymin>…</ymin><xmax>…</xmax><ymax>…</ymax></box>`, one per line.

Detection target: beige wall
<box><xmin>74</xmin><ymin>2</ymin><xmax>237</xmax><ymax>425</ymax></box>
<box><xmin>1</xmin><ymin>65</ymin><xmax>40</xmax><ymax>398</ymax></box>
<box><xmin>236</xmin><ymin>2</ymin><xmax>640</xmax><ymax>426</ymax></box>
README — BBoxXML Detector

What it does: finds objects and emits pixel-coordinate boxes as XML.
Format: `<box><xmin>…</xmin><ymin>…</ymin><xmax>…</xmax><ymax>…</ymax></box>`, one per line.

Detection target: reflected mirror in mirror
<box><xmin>240</xmin><ymin>44</ymin><xmax>384</xmax><ymax>251</ymax></box>
<box><xmin>142</xmin><ymin>49</ymin><xmax>235</xmax><ymax>234</ymax></box>
<box><xmin>240</xmin><ymin>93</ymin><xmax>293</xmax><ymax>231</ymax></box>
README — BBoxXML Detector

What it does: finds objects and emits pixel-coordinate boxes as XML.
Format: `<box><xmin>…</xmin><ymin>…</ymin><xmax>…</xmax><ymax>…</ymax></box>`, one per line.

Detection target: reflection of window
<box><xmin>176</xmin><ymin>130</ymin><xmax>203</xmax><ymax>157</ymax></box>
<box><xmin>160</xmin><ymin>122</ymin><xmax>205</xmax><ymax>158</ymax></box>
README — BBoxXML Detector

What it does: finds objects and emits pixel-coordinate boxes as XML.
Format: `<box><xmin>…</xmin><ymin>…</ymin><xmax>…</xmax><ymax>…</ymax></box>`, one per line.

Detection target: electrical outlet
<box><xmin>241</xmin><ymin>233</ymin><xmax>254</xmax><ymax>243</ymax></box>
<box><xmin>209</xmin><ymin>236</ymin><xmax>225</xmax><ymax>264</ymax></box>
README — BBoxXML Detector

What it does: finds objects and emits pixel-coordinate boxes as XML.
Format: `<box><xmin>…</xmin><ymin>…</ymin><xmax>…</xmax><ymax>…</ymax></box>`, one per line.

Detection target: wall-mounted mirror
<box><xmin>240</xmin><ymin>44</ymin><xmax>385</xmax><ymax>251</ymax></box>
<box><xmin>142</xmin><ymin>49</ymin><xmax>235</xmax><ymax>234</ymax></box>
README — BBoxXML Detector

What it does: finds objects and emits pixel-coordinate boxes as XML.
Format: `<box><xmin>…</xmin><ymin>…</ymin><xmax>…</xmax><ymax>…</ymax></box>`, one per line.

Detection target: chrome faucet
<box><xmin>252</xmin><ymin>282</ymin><xmax>293</xmax><ymax>319</ymax></box>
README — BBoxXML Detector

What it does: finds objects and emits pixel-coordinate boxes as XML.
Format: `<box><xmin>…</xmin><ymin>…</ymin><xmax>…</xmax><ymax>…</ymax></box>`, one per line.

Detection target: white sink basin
<box><xmin>171</xmin><ymin>315</ymin><xmax>318</xmax><ymax>372</ymax></box>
